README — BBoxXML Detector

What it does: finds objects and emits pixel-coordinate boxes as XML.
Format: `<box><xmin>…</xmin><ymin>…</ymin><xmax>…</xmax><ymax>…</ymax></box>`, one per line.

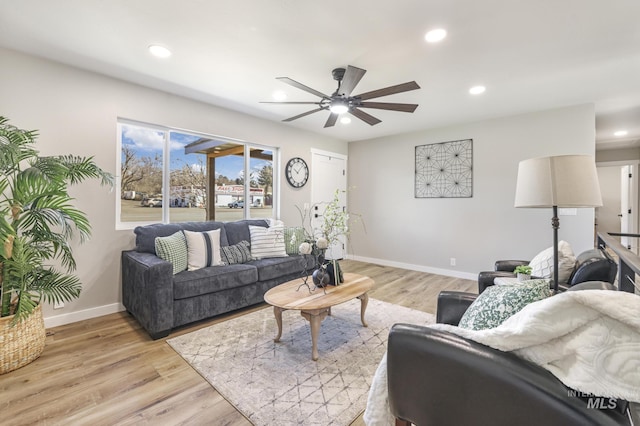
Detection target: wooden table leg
<box><xmin>357</xmin><ymin>292</ymin><xmax>369</xmax><ymax>327</ymax></box>
<box><xmin>273</xmin><ymin>306</ymin><xmax>284</xmax><ymax>342</ymax></box>
<box><xmin>301</xmin><ymin>309</ymin><xmax>329</xmax><ymax>361</ymax></box>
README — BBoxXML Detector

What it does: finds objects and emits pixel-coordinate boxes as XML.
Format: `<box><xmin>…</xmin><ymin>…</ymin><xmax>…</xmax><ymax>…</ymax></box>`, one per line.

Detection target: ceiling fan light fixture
<box><xmin>329</xmin><ymin>99</ymin><xmax>349</xmax><ymax>114</ymax></box>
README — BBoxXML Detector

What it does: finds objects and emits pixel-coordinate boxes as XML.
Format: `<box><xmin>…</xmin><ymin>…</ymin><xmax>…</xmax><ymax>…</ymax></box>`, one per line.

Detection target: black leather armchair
<box><xmin>387</xmin><ymin>282</ymin><xmax>631</xmax><ymax>426</ymax></box>
<box><xmin>477</xmin><ymin>248</ymin><xmax>617</xmax><ymax>294</ymax></box>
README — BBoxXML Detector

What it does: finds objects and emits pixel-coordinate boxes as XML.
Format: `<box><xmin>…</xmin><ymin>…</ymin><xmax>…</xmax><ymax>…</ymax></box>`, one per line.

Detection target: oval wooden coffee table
<box><xmin>264</xmin><ymin>272</ymin><xmax>374</xmax><ymax>361</ymax></box>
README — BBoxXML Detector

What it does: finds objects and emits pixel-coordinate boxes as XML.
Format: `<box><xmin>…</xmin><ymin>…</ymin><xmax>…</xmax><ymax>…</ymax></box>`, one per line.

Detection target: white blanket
<box><xmin>364</xmin><ymin>290</ymin><xmax>640</xmax><ymax>425</ymax></box>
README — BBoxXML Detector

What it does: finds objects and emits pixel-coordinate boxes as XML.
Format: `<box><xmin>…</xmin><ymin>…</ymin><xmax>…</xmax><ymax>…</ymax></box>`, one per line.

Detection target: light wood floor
<box><xmin>2</xmin><ymin>260</ymin><xmax>476</xmax><ymax>426</ymax></box>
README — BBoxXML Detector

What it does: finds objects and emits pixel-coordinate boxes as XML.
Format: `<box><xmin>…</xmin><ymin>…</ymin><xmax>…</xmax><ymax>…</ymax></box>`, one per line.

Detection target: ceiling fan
<box><xmin>262</xmin><ymin>65</ymin><xmax>420</xmax><ymax>128</ymax></box>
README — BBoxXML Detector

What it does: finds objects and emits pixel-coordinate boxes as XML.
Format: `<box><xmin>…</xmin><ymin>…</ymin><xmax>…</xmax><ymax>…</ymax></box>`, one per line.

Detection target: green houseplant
<box><xmin>0</xmin><ymin>117</ymin><xmax>113</xmax><ymax>373</ymax></box>
<box><xmin>514</xmin><ymin>265</ymin><xmax>533</xmax><ymax>281</ymax></box>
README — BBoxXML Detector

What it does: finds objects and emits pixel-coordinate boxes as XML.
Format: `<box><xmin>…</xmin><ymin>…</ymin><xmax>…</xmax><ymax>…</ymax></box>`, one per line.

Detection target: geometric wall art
<box><xmin>415</xmin><ymin>139</ymin><xmax>473</xmax><ymax>198</ymax></box>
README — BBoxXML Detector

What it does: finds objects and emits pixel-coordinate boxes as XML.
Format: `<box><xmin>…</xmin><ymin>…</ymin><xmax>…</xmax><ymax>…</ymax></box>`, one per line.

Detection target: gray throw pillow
<box><xmin>458</xmin><ymin>279</ymin><xmax>552</xmax><ymax>330</ymax></box>
<box><xmin>221</xmin><ymin>240</ymin><xmax>252</xmax><ymax>264</ymax></box>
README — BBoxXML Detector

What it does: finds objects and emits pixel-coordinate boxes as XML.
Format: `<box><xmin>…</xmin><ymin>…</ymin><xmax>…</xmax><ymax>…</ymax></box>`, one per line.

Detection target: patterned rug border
<box><xmin>167</xmin><ymin>298</ymin><xmax>434</xmax><ymax>426</ymax></box>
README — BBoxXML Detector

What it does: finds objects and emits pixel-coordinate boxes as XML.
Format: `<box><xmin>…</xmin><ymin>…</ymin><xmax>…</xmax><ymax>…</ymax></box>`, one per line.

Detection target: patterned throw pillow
<box><xmin>283</xmin><ymin>227</ymin><xmax>306</xmax><ymax>255</ymax></box>
<box><xmin>221</xmin><ymin>240</ymin><xmax>252</xmax><ymax>264</ymax></box>
<box><xmin>529</xmin><ymin>240</ymin><xmax>576</xmax><ymax>284</ymax></box>
<box><xmin>155</xmin><ymin>231</ymin><xmax>188</xmax><ymax>274</ymax></box>
<box><xmin>458</xmin><ymin>279</ymin><xmax>552</xmax><ymax>330</ymax></box>
<box><xmin>249</xmin><ymin>225</ymin><xmax>288</xmax><ymax>259</ymax></box>
<box><xmin>184</xmin><ymin>229</ymin><xmax>224</xmax><ymax>271</ymax></box>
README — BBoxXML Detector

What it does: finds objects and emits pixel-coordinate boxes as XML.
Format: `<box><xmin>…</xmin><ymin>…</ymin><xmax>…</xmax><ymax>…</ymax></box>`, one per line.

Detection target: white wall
<box><xmin>0</xmin><ymin>47</ymin><xmax>346</xmax><ymax>326</ymax></box>
<box><xmin>347</xmin><ymin>104</ymin><xmax>597</xmax><ymax>279</ymax></box>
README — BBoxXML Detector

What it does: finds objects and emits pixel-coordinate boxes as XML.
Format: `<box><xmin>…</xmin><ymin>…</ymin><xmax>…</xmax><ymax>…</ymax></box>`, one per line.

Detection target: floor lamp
<box><xmin>514</xmin><ymin>155</ymin><xmax>602</xmax><ymax>292</ymax></box>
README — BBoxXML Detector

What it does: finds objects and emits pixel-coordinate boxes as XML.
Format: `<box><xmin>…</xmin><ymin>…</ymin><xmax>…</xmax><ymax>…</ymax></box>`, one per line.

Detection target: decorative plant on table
<box><xmin>295</xmin><ymin>189</ymin><xmax>361</xmax><ymax>287</ymax></box>
<box><xmin>0</xmin><ymin>116</ymin><xmax>113</xmax><ymax>373</ymax></box>
<box><xmin>513</xmin><ymin>265</ymin><xmax>533</xmax><ymax>281</ymax></box>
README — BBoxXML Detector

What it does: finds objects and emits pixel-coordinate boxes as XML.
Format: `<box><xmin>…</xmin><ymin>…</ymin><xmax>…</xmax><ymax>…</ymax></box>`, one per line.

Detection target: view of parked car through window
<box><xmin>118</xmin><ymin>121</ymin><xmax>275</xmax><ymax>226</ymax></box>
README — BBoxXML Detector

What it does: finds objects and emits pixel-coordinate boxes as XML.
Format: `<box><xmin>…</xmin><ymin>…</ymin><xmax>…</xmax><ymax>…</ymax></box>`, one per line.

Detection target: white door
<box><xmin>311</xmin><ymin>150</ymin><xmax>347</xmax><ymax>260</ymax></box>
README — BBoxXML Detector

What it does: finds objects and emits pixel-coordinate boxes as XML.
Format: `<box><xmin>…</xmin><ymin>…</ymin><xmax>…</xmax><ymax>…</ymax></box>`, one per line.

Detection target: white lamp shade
<box><xmin>514</xmin><ymin>154</ymin><xmax>602</xmax><ymax>208</ymax></box>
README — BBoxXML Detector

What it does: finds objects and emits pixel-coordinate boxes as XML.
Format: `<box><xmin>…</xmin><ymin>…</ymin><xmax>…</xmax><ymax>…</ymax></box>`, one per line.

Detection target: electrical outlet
<box><xmin>450</xmin><ymin>258</ymin><xmax>456</xmax><ymax>266</ymax></box>
<box><xmin>53</xmin><ymin>301</ymin><xmax>64</xmax><ymax>310</ymax></box>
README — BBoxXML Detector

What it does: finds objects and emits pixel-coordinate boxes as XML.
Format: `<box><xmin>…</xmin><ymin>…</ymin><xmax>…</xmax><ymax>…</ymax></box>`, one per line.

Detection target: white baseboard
<box><xmin>44</xmin><ymin>303</ymin><xmax>126</xmax><ymax>328</ymax></box>
<box><xmin>346</xmin><ymin>254</ymin><xmax>477</xmax><ymax>281</ymax></box>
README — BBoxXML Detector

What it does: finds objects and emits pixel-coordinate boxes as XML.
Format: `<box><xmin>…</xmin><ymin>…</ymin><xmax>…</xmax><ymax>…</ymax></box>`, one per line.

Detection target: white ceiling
<box><xmin>1</xmin><ymin>0</ymin><xmax>639</xmax><ymax>148</ymax></box>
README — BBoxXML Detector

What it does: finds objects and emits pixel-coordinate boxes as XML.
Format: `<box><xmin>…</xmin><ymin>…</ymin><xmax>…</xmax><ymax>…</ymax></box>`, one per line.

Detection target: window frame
<box><xmin>116</xmin><ymin>118</ymin><xmax>279</xmax><ymax>230</ymax></box>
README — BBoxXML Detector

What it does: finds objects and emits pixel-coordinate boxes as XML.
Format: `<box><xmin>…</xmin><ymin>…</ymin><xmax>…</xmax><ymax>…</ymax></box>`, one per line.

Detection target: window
<box><xmin>117</xmin><ymin>120</ymin><xmax>278</xmax><ymax>228</ymax></box>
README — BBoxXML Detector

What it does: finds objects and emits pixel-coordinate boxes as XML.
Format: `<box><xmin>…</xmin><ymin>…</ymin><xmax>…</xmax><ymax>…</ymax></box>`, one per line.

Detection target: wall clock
<box><xmin>285</xmin><ymin>157</ymin><xmax>309</xmax><ymax>188</ymax></box>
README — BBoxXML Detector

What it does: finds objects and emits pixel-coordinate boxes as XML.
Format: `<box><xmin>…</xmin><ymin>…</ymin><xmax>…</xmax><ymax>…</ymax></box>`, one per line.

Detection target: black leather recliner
<box><xmin>477</xmin><ymin>248</ymin><xmax>617</xmax><ymax>294</ymax></box>
<box><xmin>387</xmin><ymin>282</ymin><xmax>631</xmax><ymax>426</ymax></box>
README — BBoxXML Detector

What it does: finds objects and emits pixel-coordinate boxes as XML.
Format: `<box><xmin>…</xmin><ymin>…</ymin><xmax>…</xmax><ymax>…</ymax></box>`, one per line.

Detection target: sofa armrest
<box><xmin>121</xmin><ymin>250</ymin><xmax>174</xmax><ymax>339</ymax></box>
<box><xmin>495</xmin><ymin>260</ymin><xmax>530</xmax><ymax>272</ymax></box>
<box><xmin>436</xmin><ymin>291</ymin><xmax>477</xmax><ymax>325</ymax></box>
<box><xmin>387</xmin><ymin>324</ymin><xmax>630</xmax><ymax>426</ymax></box>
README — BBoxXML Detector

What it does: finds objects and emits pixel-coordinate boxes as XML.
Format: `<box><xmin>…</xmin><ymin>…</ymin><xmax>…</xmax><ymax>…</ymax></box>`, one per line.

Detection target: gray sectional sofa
<box><xmin>121</xmin><ymin>219</ymin><xmax>312</xmax><ymax>339</ymax></box>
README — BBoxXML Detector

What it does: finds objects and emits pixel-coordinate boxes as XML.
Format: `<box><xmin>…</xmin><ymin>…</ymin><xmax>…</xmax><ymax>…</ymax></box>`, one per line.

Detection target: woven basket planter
<box><xmin>0</xmin><ymin>305</ymin><xmax>46</xmax><ymax>374</ymax></box>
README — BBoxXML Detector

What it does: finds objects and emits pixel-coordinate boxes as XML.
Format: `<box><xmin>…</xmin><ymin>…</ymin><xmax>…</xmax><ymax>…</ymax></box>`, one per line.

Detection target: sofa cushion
<box><xmin>249</xmin><ymin>224</ymin><xmax>288</xmax><ymax>259</ymax></box>
<box><xmin>250</xmin><ymin>256</ymin><xmax>306</xmax><ymax>282</ymax></box>
<box><xmin>221</xmin><ymin>240</ymin><xmax>252</xmax><ymax>264</ymax></box>
<box><xmin>172</xmin><ymin>264</ymin><xmax>258</xmax><ymax>299</ymax></box>
<box><xmin>154</xmin><ymin>231</ymin><xmax>188</xmax><ymax>274</ymax></box>
<box><xmin>529</xmin><ymin>240</ymin><xmax>576</xmax><ymax>284</ymax></box>
<box><xmin>225</xmin><ymin>219</ymin><xmax>268</xmax><ymax>246</ymax></box>
<box><xmin>135</xmin><ymin>221</ymin><xmax>227</xmax><ymax>254</ymax></box>
<box><xmin>184</xmin><ymin>229</ymin><xmax>224</xmax><ymax>271</ymax></box>
<box><xmin>458</xmin><ymin>279</ymin><xmax>552</xmax><ymax>330</ymax></box>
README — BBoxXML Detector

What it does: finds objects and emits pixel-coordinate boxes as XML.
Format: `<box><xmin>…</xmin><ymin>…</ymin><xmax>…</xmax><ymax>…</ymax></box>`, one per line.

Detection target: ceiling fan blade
<box><xmin>260</xmin><ymin>101</ymin><xmax>322</xmax><ymax>105</ymax></box>
<box><xmin>349</xmin><ymin>108</ymin><xmax>382</xmax><ymax>126</ymax></box>
<box><xmin>324</xmin><ymin>113</ymin><xmax>339</xmax><ymax>128</ymax></box>
<box><xmin>359</xmin><ymin>102</ymin><xmax>419</xmax><ymax>113</ymax></box>
<box><xmin>339</xmin><ymin>65</ymin><xmax>366</xmax><ymax>97</ymax></box>
<box><xmin>282</xmin><ymin>107</ymin><xmax>325</xmax><ymax>122</ymax></box>
<box><xmin>355</xmin><ymin>81</ymin><xmax>420</xmax><ymax>101</ymax></box>
<box><xmin>276</xmin><ymin>77</ymin><xmax>329</xmax><ymax>99</ymax></box>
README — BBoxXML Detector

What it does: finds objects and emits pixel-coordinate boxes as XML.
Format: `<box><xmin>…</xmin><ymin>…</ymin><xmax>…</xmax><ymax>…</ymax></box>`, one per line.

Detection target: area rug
<box><xmin>167</xmin><ymin>298</ymin><xmax>434</xmax><ymax>426</ymax></box>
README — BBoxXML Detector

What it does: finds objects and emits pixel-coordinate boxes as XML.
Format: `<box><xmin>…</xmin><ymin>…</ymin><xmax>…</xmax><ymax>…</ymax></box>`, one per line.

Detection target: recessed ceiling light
<box><xmin>469</xmin><ymin>85</ymin><xmax>486</xmax><ymax>95</ymax></box>
<box><xmin>425</xmin><ymin>29</ymin><xmax>447</xmax><ymax>43</ymax></box>
<box><xmin>272</xmin><ymin>90</ymin><xmax>287</xmax><ymax>101</ymax></box>
<box><xmin>340</xmin><ymin>117</ymin><xmax>352</xmax><ymax>125</ymax></box>
<box><xmin>148</xmin><ymin>45</ymin><xmax>171</xmax><ymax>58</ymax></box>
<box><xmin>614</xmin><ymin>130</ymin><xmax>628</xmax><ymax>137</ymax></box>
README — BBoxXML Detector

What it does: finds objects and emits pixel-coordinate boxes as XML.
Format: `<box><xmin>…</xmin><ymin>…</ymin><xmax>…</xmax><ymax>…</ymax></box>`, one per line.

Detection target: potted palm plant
<box><xmin>0</xmin><ymin>117</ymin><xmax>113</xmax><ymax>374</ymax></box>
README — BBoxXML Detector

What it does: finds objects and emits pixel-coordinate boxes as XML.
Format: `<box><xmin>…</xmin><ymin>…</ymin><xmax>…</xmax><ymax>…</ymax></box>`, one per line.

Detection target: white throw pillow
<box><xmin>249</xmin><ymin>225</ymin><xmax>288</xmax><ymax>259</ymax></box>
<box><xmin>184</xmin><ymin>229</ymin><xmax>224</xmax><ymax>271</ymax></box>
<box><xmin>529</xmin><ymin>240</ymin><xmax>576</xmax><ymax>284</ymax></box>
